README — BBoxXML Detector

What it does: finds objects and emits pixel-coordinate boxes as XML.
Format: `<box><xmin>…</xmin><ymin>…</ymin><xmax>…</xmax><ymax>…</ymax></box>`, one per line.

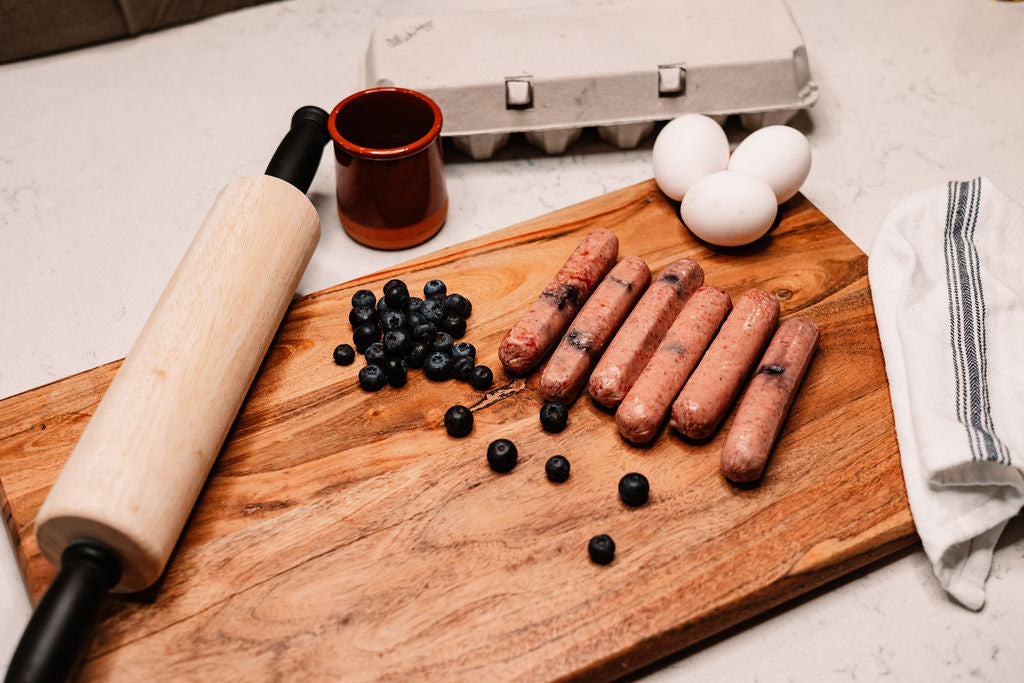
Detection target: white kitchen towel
<box><xmin>869</xmin><ymin>177</ymin><xmax>1024</xmax><ymax>610</ymax></box>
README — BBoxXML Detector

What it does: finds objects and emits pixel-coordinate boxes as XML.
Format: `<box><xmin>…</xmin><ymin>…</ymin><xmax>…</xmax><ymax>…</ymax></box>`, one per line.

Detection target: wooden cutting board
<box><xmin>0</xmin><ymin>180</ymin><xmax>914</xmax><ymax>681</ymax></box>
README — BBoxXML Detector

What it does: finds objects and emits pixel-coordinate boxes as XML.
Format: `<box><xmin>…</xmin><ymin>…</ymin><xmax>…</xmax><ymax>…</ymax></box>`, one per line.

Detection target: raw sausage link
<box><xmin>616</xmin><ymin>286</ymin><xmax>732</xmax><ymax>443</ymax></box>
<box><xmin>499</xmin><ymin>228</ymin><xmax>619</xmax><ymax>374</ymax></box>
<box><xmin>670</xmin><ymin>288</ymin><xmax>780</xmax><ymax>439</ymax></box>
<box><xmin>721</xmin><ymin>317</ymin><xmax>820</xmax><ymax>482</ymax></box>
<box><xmin>587</xmin><ymin>259</ymin><xmax>704</xmax><ymax>408</ymax></box>
<box><xmin>539</xmin><ymin>255</ymin><xmax>650</xmax><ymax>402</ymax></box>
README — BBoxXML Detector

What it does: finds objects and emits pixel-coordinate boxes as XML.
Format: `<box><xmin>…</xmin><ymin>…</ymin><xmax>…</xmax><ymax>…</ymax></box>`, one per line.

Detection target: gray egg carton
<box><xmin>364</xmin><ymin>0</ymin><xmax>817</xmax><ymax>159</ymax></box>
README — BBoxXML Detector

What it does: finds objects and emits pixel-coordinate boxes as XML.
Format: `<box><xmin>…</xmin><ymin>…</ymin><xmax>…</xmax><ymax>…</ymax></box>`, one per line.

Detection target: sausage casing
<box><xmin>616</xmin><ymin>286</ymin><xmax>732</xmax><ymax>443</ymax></box>
<box><xmin>670</xmin><ymin>288</ymin><xmax>780</xmax><ymax>439</ymax></box>
<box><xmin>495</xmin><ymin>229</ymin><xmax>614</xmax><ymax>374</ymax></box>
<box><xmin>587</xmin><ymin>259</ymin><xmax>704</xmax><ymax>408</ymax></box>
<box><xmin>499</xmin><ymin>228</ymin><xmax>619</xmax><ymax>374</ymax></box>
<box><xmin>721</xmin><ymin>317</ymin><xmax>820</xmax><ymax>482</ymax></box>
<box><xmin>539</xmin><ymin>255</ymin><xmax>650</xmax><ymax>402</ymax></box>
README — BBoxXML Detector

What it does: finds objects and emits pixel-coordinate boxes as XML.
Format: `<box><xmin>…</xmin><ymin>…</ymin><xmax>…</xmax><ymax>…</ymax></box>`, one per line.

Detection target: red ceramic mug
<box><xmin>328</xmin><ymin>88</ymin><xmax>448</xmax><ymax>249</ymax></box>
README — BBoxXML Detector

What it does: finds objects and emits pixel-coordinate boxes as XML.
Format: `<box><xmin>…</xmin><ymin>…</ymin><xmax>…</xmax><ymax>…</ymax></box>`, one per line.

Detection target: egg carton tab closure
<box><xmin>364</xmin><ymin>0</ymin><xmax>817</xmax><ymax>159</ymax></box>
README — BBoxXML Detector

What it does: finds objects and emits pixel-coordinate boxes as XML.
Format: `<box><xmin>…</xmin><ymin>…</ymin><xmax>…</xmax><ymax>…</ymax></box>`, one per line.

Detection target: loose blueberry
<box><xmin>412</xmin><ymin>321</ymin><xmax>438</xmax><ymax>342</ymax></box>
<box><xmin>432</xmin><ymin>331</ymin><xmax>454</xmax><ymax>354</ymax></box>
<box><xmin>588</xmin><ymin>534</ymin><xmax>615</xmax><ymax>565</ymax></box>
<box><xmin>487</xmin><ymin>439</ymin><xmax>518</xmax><ymax>473</ymax></box>
<box><xmin>349</xmin><ymin>306</ymin><xmax>378</xmax><ymax>328</ymax></box>
<box><xmin>383</xmin><ymin>328</ymin><xmax>412</xmax><ymax>357</ymax></box>
<box><xmin>545</xmin><ymin>455</ymin><xmax>570</xmax><ymax>483</ymax></box>
<box><xmin>444</xmin><ymin>405</ymin><xmax>474</xmax><ymax>437</ymax></box>
<box><xmin>384</xmin><ymin>279</ymin><xmax>405</xmax><ymax>293</ymax></box>
<box><xmin>618</xmin><ymin>473</ymin><xmax>649</xmax><ymax>507</ymax></box>
<box><xmin>384</xmin><ymin>284</ymin><xmax>410</xmax><ymax>310</ymax></box>
<box><xmin>470</xmin><ymin>365</ymin><xmax>493</xmax><ymax>390</ymax></box>
<box><xmin>358</xmin><ymin>364</ymin><xmax>387</xmax><ymax>391</ymax></box>
<box><xmin>383</xmin><ymin>357</ymin><xmax>408</xmax><ymax>387</ymax></box>
<box><xmin>407</xmin><ymin>311</ymin><xmax>426</xmax><ymax>329</ymax></box>
<box><xmin>423</xmin><ymin>351</ymin><xmax>453</xmax><ymax>381</ymax></box>
<box><xmin>364</xmin><ymin>342</ymin><xmax>387</xmax><ymax>367</ymax></box>
<box><xmin>423</xmin><ymin>279</ymin><xmax>447</xmax><ymax>300</ymax></box>
<box><xmin>421</xmin><ymin>298</ymin><xmax>446</xmax><ymax>324</ymax></box>
<box><xmin>333</xmin><ymin>344</ymin><xmax>355</xmax><ymax>366</ymax></box>
<box><xmin>405</xmin><ymin>296</ymin><xmax>424</xmax><ymax>315</ymax></box>
<box><xmin>380</xmin><ymin>309</ymin><xmax>407</xmax><ymax>331</ymax></box>
<box><xmin>445</xmin><ymin>293</ymin><xmax>471</xmax><ymax>318</ymax></box>
<box><xmin>376</xmin><ymin>298</ymin><xmax>390</xmax><ymax>315</ymax></box>
<box><xmin>407</xmin><ymin>341</ymin><xmax>429</xmax><ymax>369</ymax></box>
<box><xmin>440</xmin><ymin>314</ymin><xmax>467</xmax><ymax>339</ymax></box>
<box><xmin>351</xmin><ymin>289</ymin><xmax>376</xmax><ymax>309</ymax></box>
<box><xmin>452</xmin><ymin>357</ymin><xmax>475</xmax><ymax>382</ymax></box>
<box><xmin>451</xmin><ymin>342</ymin><xmax>476</xmax><ymax>362</ymax></box>
<box><xmin>353</xmin><ymin>323</ymin><xmax>381</xmax><ymax>353</ymax></box>
<box><xmin>540</xmin><ymin>401</ymin><xmax>569</xmax><ymax>433</ymax></box>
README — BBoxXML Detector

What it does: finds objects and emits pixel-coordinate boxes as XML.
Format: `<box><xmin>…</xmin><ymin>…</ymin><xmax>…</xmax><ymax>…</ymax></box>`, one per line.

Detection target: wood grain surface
<box><xmin>0</xmin><ymin>180</ymin><xmax>914</xmax><ymax>681</ymax></box>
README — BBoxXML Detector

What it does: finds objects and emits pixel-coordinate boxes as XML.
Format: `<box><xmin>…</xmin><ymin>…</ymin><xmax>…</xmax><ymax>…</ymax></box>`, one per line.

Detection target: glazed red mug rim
<box><xmin>328</xmin><ymin>87</ymin><xmax>443</xmax><ymax>160</ymax></box>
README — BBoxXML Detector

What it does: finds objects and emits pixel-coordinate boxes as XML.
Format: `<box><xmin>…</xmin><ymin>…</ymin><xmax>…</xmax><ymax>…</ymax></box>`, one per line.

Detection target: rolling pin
<box><xmin>6</xmin><ymin>106</ymin><xmax>331</xmax><ymax>683</ymax></box>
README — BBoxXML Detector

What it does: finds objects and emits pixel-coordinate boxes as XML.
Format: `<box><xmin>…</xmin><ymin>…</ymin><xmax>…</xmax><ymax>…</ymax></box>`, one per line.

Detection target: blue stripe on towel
<box><xmin>944</xmin><ymin>178</ymin><xmax>1010</xmax><ymax>464</ymax></box>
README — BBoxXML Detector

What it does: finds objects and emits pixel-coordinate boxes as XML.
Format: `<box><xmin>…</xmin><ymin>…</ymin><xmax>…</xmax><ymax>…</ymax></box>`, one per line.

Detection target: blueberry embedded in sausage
<box><xmin>351</xmin><ymin>289</ymin><xmax>376</xmax><ymax>309</ymax></box>
<box><xmin>470</xmin><ymin>365</ymin><xmax>493</xmax><ymax>390</ymax></box>
<box><xmin>486</xmin><ymin>439</ymin><xmax>518</xmax><ymax>473</ymax></box>
<box><xmin>545</xmin><ymin>455</ymin><xmax>570</xmax><ymax>482</ymax></box>
<box><xmin>588</xmin><ymin>534</ymin><xmax>615</xmax><ymax>565</ymax></box>
<box><xmin>333</xmin><ymin>344</ymin><xmax>355</xmax><ymax>366</ymax></box>
<box><xmin>358</xmin><ymin>364</ymin><xmax>387</xmax><ymax>391</ymax></box>
<box><xmin>618</xmin><ymin>473</ymin><xmax>649</xmax><ymax>507</ymax></box>
<box><xmin>444</xmin><ymin>405</ymin><xmax>474</xmax><ymax>437</ymax></box>
<box><xmin>540</xmin><ymin>401</ymin><xmax>569</xmax><ymax>433</ymax></box>
<box><xmin>353</xmin><ymin>323</ymin><xmax>381</xmax><ymax>353</ymax></box>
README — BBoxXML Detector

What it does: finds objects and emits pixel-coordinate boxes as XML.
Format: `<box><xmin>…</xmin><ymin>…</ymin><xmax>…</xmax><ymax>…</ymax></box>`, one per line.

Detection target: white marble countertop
<box><xmin>2</xmin><ymin>0</ymin><xmax>1022</xmax><ymax>679</ymax></box>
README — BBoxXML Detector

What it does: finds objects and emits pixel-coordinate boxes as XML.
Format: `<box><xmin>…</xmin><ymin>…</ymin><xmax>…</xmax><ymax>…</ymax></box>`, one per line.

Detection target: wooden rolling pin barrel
<box><xmin>6</xmin><ymin>106</ymin><xmax>331</xmax><ymax>683</ymax></box>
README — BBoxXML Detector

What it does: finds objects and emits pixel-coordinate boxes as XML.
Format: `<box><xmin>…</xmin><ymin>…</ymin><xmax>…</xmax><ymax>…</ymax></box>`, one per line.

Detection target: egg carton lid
<box><xmin>363</xmin><ymin>0</ymin><xmax>817</xmax><ymax>154</ymax></box>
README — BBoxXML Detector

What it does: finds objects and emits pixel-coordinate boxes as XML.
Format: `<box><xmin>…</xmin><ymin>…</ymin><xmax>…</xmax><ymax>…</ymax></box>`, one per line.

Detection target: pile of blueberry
<box><xmin>334</xmin><ymin>279</ymin><xmax>494</xmax><ymax>393</ymax></box>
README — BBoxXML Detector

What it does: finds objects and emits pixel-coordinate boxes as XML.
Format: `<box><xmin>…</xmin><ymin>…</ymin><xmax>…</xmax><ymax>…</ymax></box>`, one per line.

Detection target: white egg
<box><xmin>680</xmin><ymin>170</ymin><xmax>778</xmax><ymax>247</ymax></box>
<box><xmin>727</xmin><ymin>125</ymin><xmax>811</xmax><ymax>204</ymax></box>
<box><xmin>652</xmin><ymin>114</ymin><xmax>730</xmax><ymax>201</ymax></box>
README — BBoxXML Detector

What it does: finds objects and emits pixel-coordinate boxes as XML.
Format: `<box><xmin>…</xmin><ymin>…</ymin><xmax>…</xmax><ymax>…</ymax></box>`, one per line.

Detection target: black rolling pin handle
<box><xmin>5</xmin><ymin>540</ymin><xmax>122</xmax><ymax>683</ymax></box>
<box><xmin>264</xmin><ymin>105</ymin><xmax>331</xmax><ymax>194</ymax></box>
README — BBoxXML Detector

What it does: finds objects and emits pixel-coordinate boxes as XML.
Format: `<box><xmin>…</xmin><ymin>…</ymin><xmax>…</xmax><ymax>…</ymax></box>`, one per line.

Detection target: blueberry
<box><xmin>412</xmin><ymin>321</ymin><xmax>437</xmax><ymax>342</ymax></box>
<box><xmin>364</xmin><ymin>342</ymin><xmax>387</xmax><ymax>367</ymax></box>
<box><xmin>423</xmin><ymin>279</ymin><xmax>447</xmax><ymax>300</ymax></box>
<box><xmin>406</xmin><ymin>311</ymin><xmax>426</xmax><ymax>329</ymax></box>
<box><xmin>383</xmin><ymin>357</ymin><xmax>408</xmax><ymax>387</ymax></box>
<box><xmin>421</xmin><ymin>298</ymin><xmax>446</xmax><ymax>324</ymax></box>
<box><xmin>545</xmin><ymin>455</ymin><xmax>570</xmax><ymax>483</ymax></box>
<box><xmin>358</xmin><ymin>364</ymin><xmax>387</xmax><ymax>391</ymax></box>
<box><xmin>333</xmin><ymin>344</ymin><xmax>355</xmax><ymax>366</ymax></box>
<box><xmin>383</xmin><ymin>328</ymin><xmax>412</xmax><ymax>357</ymax></box>
<box><xmin>407</xmin><ymin>341</ymin><xmax>429</xmax><ymax>369</ymax></box>
<box><xmin>351</xmin><ymin>289</ymin><xmax>376</xmax><ymax>309</ymax></box>
<box><xmin>348</xmin><ymin>306</ymin><xmax>378</xmax><ymax>328</ymax></box>
<box><xmin>444</xmin><ymin>405</ymin><xmax>473</xmax><ymax>437</ymax></box>
<box><xmin>440</xmin><ymin>314</ymin><xmax>467</xmax><ymax>339</ymax></box>
<box><xmin>376</xmin><ymin>298</ymin><xmax>390</xmax><ymax>315</ymax></box>
<box><xmin>384</xmin><ymin>284</ymin><xmax>410</xmax><ymax>309</ymax></box>
<box><xmin>423</xmin><ymin>351</ymin><xmax>453</xmax><ymax>381</ymax></box>
<box><xmin>452</xmin><ymin>357</ymin><xmax>475</xmax><ymax>382</ymax></box>
<box><xmin>445</xmin><ymin>293</ymin><xmax>471</xmax><ymax>318</ymax></box>
<box><xmin>487</xmin><ymin>439</ymin><xmax>518</xmax><ymax>473</ymax></box>
<box><xmin>405</xmin><ymin>296</ymin><xmax>424</xmax><ymax>314</ymax></box>
<box><xmin>470</xmin><ymin>365</ymin><xmax>493</xmax><ymax>390</ymax></box>
<box><xmin>384</xmin><ymin>279</ymin><xmax>405</xmax><ymax>292</ymax></box>
<box><xmin>380</xmin><ymin>309</ymin><xmax>407</xmax><ymax>331</ymax></box>
<box><xmin>451</xmin><ymin>342</ymin><xmax>476</xmax><ymax>362</ymax></box>
<box><xmin>588</xmin><ymin>534</ymin><xmax>615</xmax><ymax>565</ymax></box>
<box><xmin>540</xmin><ymin>401</ymin><xmax>569</xmax><ymax>433</ymax></box>
<box><xmin>618</xmin><ymin>473</ymin><xmax>649</xmax><ymax>507</ymax></box>
<box><xmin>432</xmin><ymin>331</ymin><xmax>454</xmax><ymax>354</ymax></box>
<box><xmin>353</xmin><ymin>323</ymin><xmax>381</xmax><ymax>353</ymax></box>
